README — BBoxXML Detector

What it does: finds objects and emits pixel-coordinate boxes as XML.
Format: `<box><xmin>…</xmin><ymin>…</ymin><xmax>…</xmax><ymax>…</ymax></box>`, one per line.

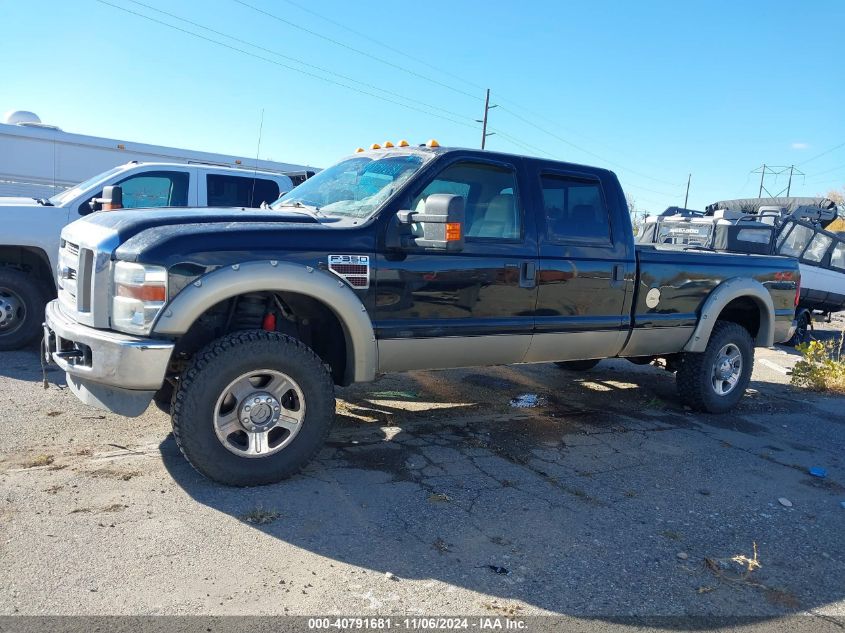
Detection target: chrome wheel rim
<box><xmin>213</xmin><ymin>369</ymin><xmax>306</xmax><ymax>458</ymax></box>
<box><xmin>0</xmin><ymin>287</ymin><xmax>25</xmax><ymax>336</ymax></box>
<box><xmin>711</xmin><ymin>343</ymin><xmax>742</xmax><ymax>396</ymax></box>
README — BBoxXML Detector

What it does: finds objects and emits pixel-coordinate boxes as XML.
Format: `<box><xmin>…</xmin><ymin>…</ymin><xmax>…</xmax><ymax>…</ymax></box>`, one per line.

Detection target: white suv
<box><xmin>0</xmin><ymin>161</ymin><xmax>295</xmax><ymax>350</ymax></box>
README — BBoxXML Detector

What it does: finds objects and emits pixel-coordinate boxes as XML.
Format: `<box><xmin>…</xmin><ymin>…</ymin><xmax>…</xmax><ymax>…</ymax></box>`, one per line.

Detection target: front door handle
<box><xmin>520</xmin><ymin>261</ymin><xmax>537</xmax><ymax>288</ymax></box>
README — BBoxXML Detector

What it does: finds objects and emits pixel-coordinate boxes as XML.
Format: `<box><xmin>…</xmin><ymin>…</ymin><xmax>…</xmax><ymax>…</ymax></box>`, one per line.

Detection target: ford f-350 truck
<box><xmin>44</xmin><ymin>143</ymin><xmax>798</xmax><ymax>486</ymax></box>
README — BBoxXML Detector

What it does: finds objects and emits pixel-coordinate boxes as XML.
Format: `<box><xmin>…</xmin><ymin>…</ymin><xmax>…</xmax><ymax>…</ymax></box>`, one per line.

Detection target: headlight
<box><xmin>111</xmin><ymin>261</ymin><xmax>168</xmax><ymax>334</ymax></box>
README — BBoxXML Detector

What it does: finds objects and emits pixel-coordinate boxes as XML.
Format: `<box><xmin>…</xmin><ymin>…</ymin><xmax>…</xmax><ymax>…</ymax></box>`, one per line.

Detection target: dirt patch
<box><xmin>21</xmin><ymin>454</ymin><xmax>54</xmax><ymax>468</ymax></box>
<box><xmin>86</xmin><ymin>467</ymin><xmax>141</xmax><ymax>481</ymax></box>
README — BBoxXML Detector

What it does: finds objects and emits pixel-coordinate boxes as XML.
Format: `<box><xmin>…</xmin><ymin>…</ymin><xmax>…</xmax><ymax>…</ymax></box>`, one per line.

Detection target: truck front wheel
<box><xmin>676</xmin><ymin>321</ymin><xmax>753</xmax><ymax>413</ymax></box>
<box><xmin>0</xmin><ymin>268</ymin><xmax>49</xmax><ymax>351</ymax></box>
<box><xmin>171</xmin><ymin>330</ymin><xmax>335</xmax><ymax>486</ymax></box>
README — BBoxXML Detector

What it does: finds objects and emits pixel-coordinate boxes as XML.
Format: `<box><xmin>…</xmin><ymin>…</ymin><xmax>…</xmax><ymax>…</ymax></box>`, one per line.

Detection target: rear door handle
<box><xmin>520</xmin><ymin>261</ymin><xmax>537</xmax><ymax>288</ymax></box>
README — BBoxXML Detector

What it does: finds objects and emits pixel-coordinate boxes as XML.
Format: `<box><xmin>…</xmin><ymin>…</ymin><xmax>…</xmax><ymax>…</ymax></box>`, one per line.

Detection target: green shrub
<box><xmin>791</xmin><ymin>338</ymin><xmax>845</xmax><ymax>393</ymax></box>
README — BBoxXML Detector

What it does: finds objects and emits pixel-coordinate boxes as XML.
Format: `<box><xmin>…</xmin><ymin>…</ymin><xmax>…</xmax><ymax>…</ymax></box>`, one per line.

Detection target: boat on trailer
<box><xmin>637</xmin><ymin>197</ymin><xmax>845</xmax><ymax>343</ymax></box>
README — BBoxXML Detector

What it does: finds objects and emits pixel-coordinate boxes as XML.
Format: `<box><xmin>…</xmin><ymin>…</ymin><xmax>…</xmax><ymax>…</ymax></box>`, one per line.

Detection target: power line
<box><xmin>122</xmin><ymin>0</ymin><xmax>476</xmax><ymax>124</ymax></box>
<box><xmin>276</xmin><ymin>0</ymin><xmax>488</xmax><ymax>93</ymax></box>
<box><xmin>234</xmin><ymin>0</ymin><xmax>684</xmax><ymax>187</ymax></box>
<box><xmin>232</xmin><ymin>0</ymin><xmax>480</xmax><ymax>101</ymax></box>
<box><xmin>95</xmin><ymin>0</ymin><xmax>479</xmax><ymax>130</ymax></box>
<box><xmin>282</xmin><ymin>0</ymin><xmax>667</xmax><ymax>173</ymax></box>
<box><xmin>489</xmin><ymin>126</ymin><xmax>683</xmax><ymax>201</ymax></box>
<box><xmin>497</xmin><ymin>106</ymin><xmax>685</xmax><ymax>188</ymax></box>
<box><xmin>807</xmin><ymin>162</ymin><xmax>845</xmax><ymax>179</ymax></box>
<box><xmin>103</xmin><ymin>0</ymin><xmax>685</xmax><ymax>191</ymax></box>
<box><xmin>796</xmin><ymin>140</ymin><xmax>845</xmax><ymax>167</ymax></box>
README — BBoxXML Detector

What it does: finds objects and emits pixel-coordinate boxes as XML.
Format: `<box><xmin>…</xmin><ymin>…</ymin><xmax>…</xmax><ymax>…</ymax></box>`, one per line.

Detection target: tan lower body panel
<box><xmin>377</xmin><ymin>335</ymin><xmax>532</xmax><ymax>373</ymax></box>
<box><xmin>618</xmin><ymin>327</ymin><xmax>694</xmax><ymax>357</ymax></box>
<box><xmin>522</xmin><ymin>330</ymin><xmax>627</xmax><ymax>363</ymax></box>
<box><xmin>377</xmin><ymin>329</ymin><xmax>636</xmax><ymax>373</ymax></box>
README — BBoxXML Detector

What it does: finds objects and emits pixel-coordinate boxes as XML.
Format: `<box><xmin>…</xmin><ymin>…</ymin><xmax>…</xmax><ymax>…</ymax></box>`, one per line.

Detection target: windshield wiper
<box><xmin>33</xmin><ymin>198</ymin><xmax>54</xmax><ymax>206</ymax></box>
<box><xmin>276</xmin><ymin>201</ymin><xmax>323</xmax><ymax>217</ymax></box>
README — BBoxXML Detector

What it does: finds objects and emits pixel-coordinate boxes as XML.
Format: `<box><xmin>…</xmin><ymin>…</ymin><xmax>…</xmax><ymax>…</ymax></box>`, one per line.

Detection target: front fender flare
<box><xmin>153</xmin><ymin>260</ymin><xmax>377</xmax><ymax>383</ymax></box>
<box><xmin>684</xmin><ymin>277</ymin><xmax>775</xmax><ymax>352</ymax></box>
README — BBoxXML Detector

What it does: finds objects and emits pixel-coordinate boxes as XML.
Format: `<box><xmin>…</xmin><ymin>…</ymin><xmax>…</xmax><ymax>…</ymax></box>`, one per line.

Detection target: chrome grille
<box><xmin>57</xmin><ymin>223</ymin><xmax>120</xmax><ymax>328</ymax></box>
<box><xmin>57</xmin><ymin>241</ymin><xmax>96</xmax><ymax>314</ymax></box>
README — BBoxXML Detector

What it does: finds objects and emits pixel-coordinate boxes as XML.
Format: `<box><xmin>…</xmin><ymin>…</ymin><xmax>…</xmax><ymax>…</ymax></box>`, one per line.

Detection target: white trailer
<box><xmin>0</xmin><ymin>110</ymin><xmax>316</xmax><ymax>198</ymax></box>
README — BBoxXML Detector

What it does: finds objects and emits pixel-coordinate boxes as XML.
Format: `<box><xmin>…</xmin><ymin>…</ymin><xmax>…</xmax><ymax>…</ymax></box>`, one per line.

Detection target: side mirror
<box><xmin>388</xmin><ymin>193</ymin><xmax>465</xmax><ymax>251</ymax></box>
<box><xmin>88</xmin><ymin>185</ymin><xmax>123</xmax><ymax>213</ymax></box>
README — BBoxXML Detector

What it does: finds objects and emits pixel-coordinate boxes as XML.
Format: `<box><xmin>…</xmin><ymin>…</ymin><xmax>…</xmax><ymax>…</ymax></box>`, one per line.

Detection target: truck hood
<box><xmin>65</xmin><ymin>206</ymin><xmax>322</xmax><ymax>244</ymax></box>
<box><xmin>0</xmin><ymin>197</ymin><xmax>43</xmax><ymax>207</ymax></box>
<box><xmin>61</xmin><ymin>206</ymin><xmax>348</xmax><ymax>267</ymax></box>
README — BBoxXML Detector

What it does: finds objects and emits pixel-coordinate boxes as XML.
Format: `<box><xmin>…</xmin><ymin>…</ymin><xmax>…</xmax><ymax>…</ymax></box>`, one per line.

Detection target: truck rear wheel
<box><xmin>676</xmin><ymin>321</ymin><xmax>753</xmax><ymax>413</ymax></box>
<box><xmin>0</xmin><ymin>268</ymin><xmax>48</xmax><ymax>351</ymax></box>
<box><xmin>171</xmin><ymin>330</ymin><xmax>335</xmax><ymax>486</ymax></box>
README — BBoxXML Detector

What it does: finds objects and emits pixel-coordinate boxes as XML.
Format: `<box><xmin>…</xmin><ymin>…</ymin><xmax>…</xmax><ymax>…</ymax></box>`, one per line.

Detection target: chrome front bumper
<box><xmin>44</xmin><ymin>300</ymin><xmax>174</xmax><ymax>417</ymax></box>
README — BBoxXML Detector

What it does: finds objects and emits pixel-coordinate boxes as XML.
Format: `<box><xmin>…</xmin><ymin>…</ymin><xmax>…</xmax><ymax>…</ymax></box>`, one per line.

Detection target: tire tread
<box><xmin>171</xmin><ymin>330</ymin><xmax>334</xmax><ymax>486</ymax></box>
<box><xmin>676</xmin><ymin>320</ymin><xmax>754</xmax><ymax>414</ymax></box>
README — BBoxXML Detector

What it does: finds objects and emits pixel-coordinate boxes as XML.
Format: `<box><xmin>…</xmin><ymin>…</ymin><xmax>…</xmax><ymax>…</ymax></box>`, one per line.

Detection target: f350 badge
<box><xmin>327</xmin><ymin>255</ymin><xmax>370</xmax><ymax>290</ymax></box>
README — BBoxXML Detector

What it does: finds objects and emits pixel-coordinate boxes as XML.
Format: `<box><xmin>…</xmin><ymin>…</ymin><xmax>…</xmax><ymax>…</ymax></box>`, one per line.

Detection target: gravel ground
<box><xmin>1</xmin><ymin>320</ymin><xmax>844</xmax><ymax>630</ymax></box>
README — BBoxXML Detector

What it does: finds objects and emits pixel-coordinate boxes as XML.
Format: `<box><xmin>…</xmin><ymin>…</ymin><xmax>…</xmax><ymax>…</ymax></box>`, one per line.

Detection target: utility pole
<box><xmin>752</xmin><ymin>164</ymin><xmax>804</xmax><ymax>199</ymax></box>
<box><xmin>683</xmin><ymin>173</ymin><xmax>691</xmax><ymax>210</ymax></box>
<box><xmin>477</xmin><ymin>89</ymin><xmax>497</xmax><ymax>149</ymax></box>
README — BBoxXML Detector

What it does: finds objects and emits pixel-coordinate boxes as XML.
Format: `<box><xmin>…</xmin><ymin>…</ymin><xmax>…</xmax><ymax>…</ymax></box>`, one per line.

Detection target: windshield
<box><xmin>49</xmin><ymin>165</ymin><xmax>127</xmax><ymax>206</ymax></box>
<box><xmin>271</xmin><ymin>153</ymin><xmax>429</xmax><ymax>219</ymax></box>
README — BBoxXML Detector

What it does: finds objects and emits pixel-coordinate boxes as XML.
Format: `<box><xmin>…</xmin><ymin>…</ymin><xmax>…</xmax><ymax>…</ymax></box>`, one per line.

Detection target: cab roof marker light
<box><xmin>354</xmin><ymin>147</ymin><xmax>365</xmax><ymax>153</ymax></box>
<box><xmin>370</xmin><ymin>143</ymin><xmax>382</xmax><ymax>150</ymax></box>
<box><xmin>425</xmin><ymin>139</ymin><xmax>440</xmax><ymax>148</ymax></box>
<box><xmin>383</xmin><ymin>141</ymin><xmax>394</xmax><ymax>148</ymax></box>
<box><xmin>397</xmin><ymin>139</ymin><xmax>410</xmax><ymax>147</ymax></box>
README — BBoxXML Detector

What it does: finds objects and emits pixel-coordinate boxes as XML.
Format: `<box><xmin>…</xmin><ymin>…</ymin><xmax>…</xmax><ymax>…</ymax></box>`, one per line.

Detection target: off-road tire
<box><xmin>555</xmin><ymin>359</ymin><xmax>601</xmax><ymax>371</ymax></box>
<box><xmin>171</xmin><ymin>330</ymin><xmax>335</xmax><ymax>486</ymax></box>
<box><xmin>0</xmin><ymin>268</ymin><xmax>49</xmax><ymax>351</ymax></box>
<box><xmin>676</xmin><ymin>321</ymin><xmax>754</xmax><ymax>414</ymax></box>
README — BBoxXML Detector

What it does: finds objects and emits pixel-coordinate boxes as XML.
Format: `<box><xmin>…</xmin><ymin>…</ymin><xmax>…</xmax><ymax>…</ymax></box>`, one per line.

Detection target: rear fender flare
<box><xmin>684</xmin><ymin>277</ymin><xmax>775</xmax><ymax>352</ymax></box>
<box><xmin>152</xmin><ymin>260</ymin><xmax>377</xmax><ymax>383</ymax></box>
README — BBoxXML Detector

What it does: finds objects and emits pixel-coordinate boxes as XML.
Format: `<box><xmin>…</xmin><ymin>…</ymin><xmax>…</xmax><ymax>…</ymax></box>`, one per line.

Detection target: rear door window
<box><xmin>540</xmin><ymin>175</ymin><xmax>610</xmax><ymax>243</ymax></box>
<box><xmin>207</xmin><ymin>174</ymin><xmax>281</xmax><ymax>207</ymax></box>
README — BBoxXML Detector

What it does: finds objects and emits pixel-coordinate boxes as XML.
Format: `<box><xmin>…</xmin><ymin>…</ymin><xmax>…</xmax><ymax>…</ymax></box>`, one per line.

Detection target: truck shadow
<box><xmin>159</xmin><ymin>361</ymin><xmax>844</xmax><ymax>625</ymax></box>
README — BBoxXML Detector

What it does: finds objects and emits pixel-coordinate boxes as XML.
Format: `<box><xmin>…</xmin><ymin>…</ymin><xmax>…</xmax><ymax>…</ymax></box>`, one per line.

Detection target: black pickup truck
<box><xmin>44</xmin><ymin>143</ymin><xmax>798</xmax><ymax>485</ymax></box>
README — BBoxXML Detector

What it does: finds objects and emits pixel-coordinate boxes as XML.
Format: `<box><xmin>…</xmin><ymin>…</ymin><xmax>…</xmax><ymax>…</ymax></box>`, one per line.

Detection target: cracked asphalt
<box><xmin>1</xmin><ymin>320</ymin><xmax>844</xmax><ymax>630</ymax></box>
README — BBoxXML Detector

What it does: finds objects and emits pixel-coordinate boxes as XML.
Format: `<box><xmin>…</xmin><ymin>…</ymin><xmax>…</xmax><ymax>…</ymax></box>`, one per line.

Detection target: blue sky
<box><xmin>2</xmin><ymin>0</ymin><xmax>844</xmax><ymax>211</ymax></box>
